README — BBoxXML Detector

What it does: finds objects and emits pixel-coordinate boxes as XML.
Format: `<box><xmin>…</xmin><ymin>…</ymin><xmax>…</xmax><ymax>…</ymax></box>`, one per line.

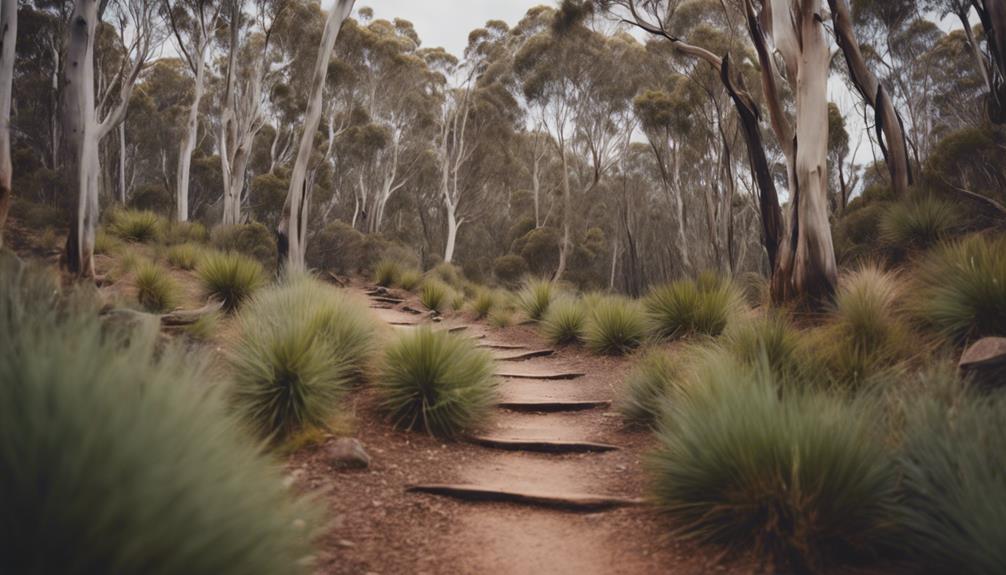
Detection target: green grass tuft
<box><xmin>911</xmin><ymin>234</ymin><xmax>1006</xmax><ymax>343</ymax></box>
<box><xmin>134</xmin><ymin>262</ymin><xmax>181</xmax><ymax>313</ymax></box>
<box><xmin>880</xmin><ymin>197</ymin><xmax>961</xmax><ymax>252</ymax></box>
<box><xmin>619</xmin><ymin>349</ymin><xmax>682</xmax><ymax>426</ymax></box>
<box><xmin>645</xmin><ymin>277</ymin><xmax>743</xmax><ymax>340</ymax></box>
<box><xmin>94</xmin><ymin>228</ymin><xmax>123</xmax><ymax>255</ymax></box>
<box><xmin>166</xmin><ymin>242</ymin><xmax>203</xmax><ymax>271</ymax></box>
<box><xmin>540</xmin><ymin>297</ymin><xmax>587</xmax><ymax>345</ymax></box>
<box><xmin>516</xmin><ymin>278</ymin><xmax>556</xmax><ymax>321</ymax></box>
<box><xmin>584</xmin><ymin>296</ymin><xmax>647</xmax><ymax>355</ymax></box>
<box><xmin>196</xmin><ymin>251</ymin><xmax>266</xmax><ymax>312</ymax></box>
<box><xmin>721</xmin><ymin>313</ymin><xmax>804</xmax><ymax>379</ymax></box>
<box><xmin>420</xmin><ymin>279</ymin><xmax>451</xmax><ymax>313</ymax></box>
<box><xmin>0</xmin><ymin>255</ymin><xmax>318</xmax><ymax>575</ymax></box>
<box><xmin>376</xmin><ymin>328</ymin><xmax>497</xmax><ymax>438</ymax></box>
<box><xmin>397</xmin><ymin>269</ymin><xmax>422</xmax><ymax>291</ymax></box>
<box><xmin>470</xmin><ymin>289</ymin><xmax>498</xmax><ymax>319</ymax></box>
<box><xmin>373</xmin><ymin>259</ymin><xmax>401</xmax><ymax>287</ymax></box>
<box><xmin>108</xmin><ymin>209</ymin><xmax>165</xmax><ymax>243</ymax></box>
<box><xmin>488</xmin><ymin>307</ymin><xmax>515</xmax><ymax>328</ymax></box>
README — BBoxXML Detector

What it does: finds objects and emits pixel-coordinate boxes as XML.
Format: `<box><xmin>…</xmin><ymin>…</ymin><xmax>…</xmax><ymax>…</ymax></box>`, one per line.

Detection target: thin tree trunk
<box><xmin>0</xmin><ymin>0</ymin><xmax>16</xmax><ymax>247</ymax></box>
<box><xmin>176</xmin><ymin>50</ymin><xmax>205</xmax><ymax>222</ymax></box>
<box><xmin>277</xmin><ymin>0</ymin><xmax>355</xmax><ymax>274</ymax></box>
<box><xmin>118</xmin><ymin>122</ymin><xmax>126</xmax><ymax>203</ymax></box>
<box><xmin>553</xmin><ymin>144</ymin><xmax>571</xmax><ymax>281</ymax></box>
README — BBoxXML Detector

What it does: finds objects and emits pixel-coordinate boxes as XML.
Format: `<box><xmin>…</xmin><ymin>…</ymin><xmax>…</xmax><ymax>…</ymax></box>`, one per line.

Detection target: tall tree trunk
<box><xmin>118</xmin><ymin>122</ymin><xmax>126</xmax><ymax>203</ymax></box>
<box><xmin>176</xmin><ymin>50</ymin><xmax>206</xmax><ymax>222</ymax></box>
<box><xmin>829</xmin><ymin>0</ymin><xmax>912</xmax><ymax>197</ymax></box>
<box><xmin>0</xmin><ymin>0</ymin><xmax>16</xmax><ymax>247</ymax></box>
<box><xmin>443</xmin><ymin>202</ymin><xmax>459</xmax><ymax>263</ymax></box>
<box><xmin>553</xmin><ymin>144</ymin><xmax>572</xmax><ymax>281</ymax></box>
<box><xmin>277</xmin><ymin>0</ymin><xmax>355</xmax><ymax>274</ymax></box>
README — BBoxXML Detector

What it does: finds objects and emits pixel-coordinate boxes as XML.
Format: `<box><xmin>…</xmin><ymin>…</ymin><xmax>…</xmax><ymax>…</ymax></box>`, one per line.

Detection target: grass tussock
<box><xmin>166</xmin><ymin>243</ymin><xmax>204</xmax><ymax>271</ymax></box>
<box><xmin>397</xmin><ymin>269</ymin><xmax>422</xmax><ymax>291</ymax></box>
<box><xmin>517</xmin><ymin>278</ymin><xmax>556</xmax><ymax>321</ymax></box>
<box><xmin>229</xmin><ymin>276</ymin><xmax>378</xmax><ymax>441</ymax></box>
<box><xmin>134</xmin><ymin>262</ymin><xmax>181</xmax><ymax>313</ymax></box>
<box><xmin>721</xmin><ymin>313</ymin><xmax>804</xmax><ymax>379</ymax></box>
<box><xmin>488</xmin><ymin>307</ymin><xmax>515</xmax><ymax>328</ymax></box>
<box><xmin>94</xmin><ymin>228</ymin><xmax>122</xmax><ymax>255</ymax></box>
<box><xmin>619</xmin><ymin>349</ymin><xmax>683</xmax><ymax>426</ymax></box>
<box><xmin>373</xmin><ymin>259</ymin><xmax>401</xmax><ymax>287</ymax></box>
<box><xmin>911</xmin><ymin>234</ymin><xmax>1006</xmax><ymax>343</ymax></box>
<box><xmin>108</xmin><ymin>209</ymin><xmax>164</xmax><ymax>243</ymax></box>
<box><xmin>197</xmin><ymin>251</ymin><xmax>266</xmax><ymax>312</ymax></box>
<box><xmin>540</xmin><ymin>297</ymin><xmax>587</xmax><ymax>346</ymax></box>
<box><xmin>470</xmin><ymin>289</ymin><xmax>498</xmax><ymax>320</ymax></box>
<box><xmin>649</xmin><ymin>355</ymin><xmax>898</xmax><ymax>572</ymax></box>
<box><xmin>645</xmin><ymin>276</ymin><xmax>743</xmax><ymax>340</ymax></box>
<box><xmin>376</xmin><ymin>328</ymin><xmax>497</xmax><ymax>438</ymax></box>
<box><xmin>584</xmin><ymin>296</ymin><xmax>647</xmax><ymax>355</ymax></box>
<box><xmin>0</xmin><ymin>255</ymin><xmax>317</xmax><ymax>574</ymax></box>
<box><xmin>880</xmin><ymin>197</ymin><xmax>960</xmax><ymax>252</ymax></box>
<box><xmin>420</xmin><ymin>278</ymin><xmax>451</xmax><ymax>313</ymax></box>
<box><xmin>429</xmin><ymin>262</ymin><xmax>464</xmax><ymax>288</ymax></box>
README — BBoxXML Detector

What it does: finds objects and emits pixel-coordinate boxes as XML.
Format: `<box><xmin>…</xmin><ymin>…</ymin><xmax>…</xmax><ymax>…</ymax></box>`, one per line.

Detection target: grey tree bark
<box><xmin>0</xmin><ymin>0</ymin><xmax>16</xmax><ymax>247</ymax></box>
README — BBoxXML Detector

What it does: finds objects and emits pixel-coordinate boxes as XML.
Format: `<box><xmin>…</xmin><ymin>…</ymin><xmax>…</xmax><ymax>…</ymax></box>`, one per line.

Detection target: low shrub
<box><xmin>880</xmin><ymin>197</ymin><xmax>960</xmax><ymax>253</ymax></box>
<box><xmin>373</xmin><ymin>259</ymin><xmax>401</xmax><ymax>287</ymax></box>
<box><xmin>619</xmin><ymin>349</ymin><xmax>682</xmax><ymax>426</ymax></box>
<box><xmin>911</xmin><ymin>234</ymin><xmax>1006</xmax><ymax>343</ymax></box>
<box><xmin>134</xmin><ymin>262</ymin><xmax>181</xmax><ymax>313</ymax></box>
<box><xmin>397</xmin><ymin>269</ymin><xmax>422</xmax><ymax>291</ymax></box>
<box><xmin>645</xmin><ymin>277</ymin><xmax>742</xmax><ymax>340</ymax></box>
<box><xmin>0</xmin><ymin>256</ymin><xmax>317</xmax><ymax>575</ymax></box>
<box><xmin>94</xmin><ymin>228</ymin><xmax>122</xmax><ymax>255</ymax></box>
<box><xmin>430</xmin><ymin>262</ymin><xmax>465</xmax><ymax>288</ymax></box>
<box><xmin>376</xmin><ymin>328</ymin><xmax>497</xmax><ymax>438</ymax></box>
<box><xmin>493</xmin><ymin>254</ymin><xmax>529</xmax><ymax>287</ymax></box>
<box><xmin>211</xmin><ymin>223</ymin><xmax>277</xmax><ymax>268</ymax></box>
<box><xmin>584</xmin><ymin>296</ymin><xmax>647</xmax><ymax>355</ymax></box>
<box><xmin>540</xmin><ymin>298</ymin><xmax>587</xmax><ymax>345</ymax></box>
<box><xmin>108</xmin><ymin>210</ymin><xmax>164</xmax><ymax>243</ymax></box>
<box><xmin>420</xmin><ymin>279</ymin><xmax>451</xmax><ymax>313</ymax></box>
<box><xmin>166</xmin><ymin>243</ymin><xmax>203</xmax><ymax>271</ymax></box>
<box><xmin>197</xmin><ymin>251</ymin><xmax>266</xmax><ymax>312</ymax></box>
<box><xmin>649</xmin><ymin>357</ymin><xmax>898</xmax><ymax>571</ymax></box>
<box><xmin>230</xmin><ymin>277</ymin><xmax>378</xmax><ymax>440</ymax></box>
<box><xmin>470</xmin><ymin>290</ymin><xmax>498</xmax><ymax>320</ymax></box>
<box><xmin>164</xmin><ymin>221</ymin><xmax>209</xmax><ymax>245</ymax></box>
<box><xmin>516</xmin><ymin>278</ymin><xmax>555</xmax><ymax>321</ymax></box>
<box><xmin>450</xmin><ymin>292</ymin><xmax>467</xmax><ymax>311</ymax></box>
<box><xmin>721</xmin><ymin>313</ymin><xmax>804</xmax><ymax>379</ymax></box>
<box><xmin>488</xmin><ymin>308</ymin><xmax>515</xmax><ymax>328</ymax></box>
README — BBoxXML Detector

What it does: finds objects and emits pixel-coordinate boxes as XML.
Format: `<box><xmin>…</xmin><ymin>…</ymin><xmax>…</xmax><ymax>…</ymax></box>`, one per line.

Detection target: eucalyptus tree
<box><xmin>0</xmin><ymin>0</ymin><xmax>16</xmax><ymax>246</ymax></box>
<box><xmin>164</xmin><ymin>0</ymin><xmax>223</xmax><ymax>222</ymax></box>
<box><xmin>62</xmin><ymin>0</ymin><xmax>161</xmax><ymax>277</ymax></box>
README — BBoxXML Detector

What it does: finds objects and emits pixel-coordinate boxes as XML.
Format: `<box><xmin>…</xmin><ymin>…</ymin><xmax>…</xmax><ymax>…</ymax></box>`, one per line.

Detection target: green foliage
<box><xmin>108</xmin><ymin>210</ymin><xmax>165</xmax><ymax>243</ymax></box>
<box><xmin>649</xmin><ymin>357</ymin><xmax>898</xmax><ymax>571</ymax></box>
<box><xmin>94</xmin><ymin>228</ymin><xmax>122</xmax><ymax>255</ymax></box>
<box><xmin>834</xmin><ymin>202</ymin><xmax>887</xmax><ymax>264</ymax></box>
<box><xmin>898</xmin><ymin>392</ymin><xmax>1006</xmax><ymax>575</ymax></box>
<box><xmin>516</xmin><ymin>278</ymin><xmax>556</xmax><ymax>321</ymax></box>
<box><xmin>397</xmin><ymin>269</ymin><xmax>422</xmax><ymax>291</ymax></box>
<box><xmin>493</xmin><ymin>254</ymin><xmax>529</xmax><ymax>287</ymax></box>
<box><xmin>134</xmin><ymin>262</ymin><xmax>181</xmax><ymax>313</ymax></box>
<box><xmin>619</xmin><ymin>349</ymin><xmax>681</xmax><ymax>426</ymax></box>
<box><xmin>373</xmin><ymin>259</ymin><xmax>401</xmax><ymax>287</ymax></box>
<box><xmin>185</xmin><ymin>311</ymin><xmax>220</xmax><ymax>342</ymax></box>
<box><xmin>230</xmin><ymin>277</ymin><xmax>377</xmax><ymax>440</ymax></box>
<box><xmin>584</xmin><ymin>296</ymin><xmax>647</xmax><ymax>355</ymax></box>
<box><xmin>197</xmin><ymin>251</ymin><xmax>266</xmax><ymax>312</ymax></box>
<box><xmin>518</xmin><ymin>227</ymin><xmax>561</xmax><ymax>276</ymax></box>
<box><xmin>911</xmin><ymin>234</ymin><xmax>1006</xmax><ymax>342</ymax></box>
<box><xmin>880</xmin><ymin>197</ymin><xmax>961</xmax><ymax>252</ymax></box>
<box><xmin>0</xmin><ymin>256</ymin><xmax>317</xmax><ymax>575</ymax></box>
<box><xmin>644</xmin><ymin>277</ymin><xmax>742</xmax><ymax>340</ymax></box>
<box><xmin>211</xmin><ymin>223</ymin><xmax>277</xmax><ymax>268</ymax></box>
<box><xmin>420</xmin><ymin>279</ymin><xmax>451</xmax><ymax>313</ymax></box>
<box><xmin>164</xmin><ymin>221</ymin><xmax>209</xmax><ymax>245</ymax></box>
<box><xmin>470</xmin><ymin>289</ymin><xmax>498</xmax><ymax>319</ymax></box>
<box><xmin>309</xmin><ymin>220</ymin><xmax>365</xmax><ymax>274</ymax></box>
<box><xmin>540</xmin><ymin>297</ymin><xmax>587</xmax><ymax>345</ymax></box>
<box><xmin>488</xmin><ymin>307</ymin><xmax>515</xmax><ymax>328</ymax></box>
<box><xmin>429</xmin><ymin>262</ymin><xmax>465</xmax><ymax>288</ymax></box>
<box><xmin>376</xmin><ymin>328</ymin><xmax>497</xmax><ymax>438</ymax></box>
<box><xmin>166</xmin><ymin>243</ymin><xmax>203</xmax><ymax>271</ymax></box>
<box><xmin>721</xmin><ymin>314</ymin><xmax>804</xmax><ymax>380</ymax></box>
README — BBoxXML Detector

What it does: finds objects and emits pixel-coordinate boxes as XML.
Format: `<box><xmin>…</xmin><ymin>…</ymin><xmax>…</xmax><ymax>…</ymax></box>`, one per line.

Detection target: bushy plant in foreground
<box><xmin>584</xmin><ymin>296</ymin><xmax>647</xmax><ymax>355</ymax></box>
<box><xmin>376</xmin><ymin>328</ymin><xmax>497</xmax><ymax>438</ymax></box>
<box><xmin>197</xmin><ymin>251</ymin><xmax>266</xmax><ymax>312</ymax></box>
<box><xmin>619</xmin><ymin>349</ymin><xmax>682</xmax><ymax>426</ymax></box>
<box><xmin>516</xmin><ymin>278</ymin><xmax>556</xmax><ymax>321</ymax></box>
<box><xmin>540</xmin><ymin>297</ymin><xmax>587</xmax><ymax>345</ymax></box>
<box><xmin>897</xmin><ymin>392</ymin><xmax>1006</xmax><ymax>575</ymax></box>
<box><xmin>373</xmin><ymin>259</ymin><xmax>401</xmax><ymax>287</ymax></box>
<box><xmin>649</xmin><ymin>356</ymin><xmax>898</xmax><ymax>572</ymax></box>
<box><xmin>911</xmin><ymin>234</ymin><xmax>1006</xmax><ymax>343</ymax></box>
<box><xmin>166</xmin><ymin>243</ymin><xmax>203</xmax><ymax>271</ymax></box>
<box><xmin>108</xmin><ymin>209</ymin><xmax>164</xmax><ymax>243</ymax></box>
<box><xmin>397</xmin><ymin>269</ymin><xmax>422</xmax><ymax>291</ymax></box>
<box><xmin>880</xmin><ymin>197</ymin><xmax>960</xmax><ymax>252</ymax></box>
<box><xmin>230</xmin><ymin>277</ymin><xmax>377</xmax><ymax>440</ymax></box>
<box><xmin>420</xmin><ymin>278</ymin><xmax>451</xmax><ymax>313</ymax></box>
<box><xmin>134</xmin><ymin>262</ymin><xmax>181</xmax><ymax>313</ymax></box>
<box><xmin>645</xmin><ymin>277</ymin><xmax>742</xmax><ymax>340</ymax></box>
<box><xmin>0</xmin><ymin>256</ymin><xmax>316</xmax><ymax>575</ymax></box>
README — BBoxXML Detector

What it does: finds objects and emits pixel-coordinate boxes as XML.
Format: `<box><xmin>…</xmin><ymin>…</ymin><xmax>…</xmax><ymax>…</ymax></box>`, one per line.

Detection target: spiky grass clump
<box><xmin>429</xmin><ymin>262</ymin><xmax>464</xmax><ymax>287</ymax></box>
<box><xmin>166</xmin><ymin>242</ymin><xmax>203</xmax><ymax>271</ymax></box>
<box><xmin>397</xmin><ymin>269</ymin><xmax>422</xmax><ymax>291</ymax></box>
<box><xmin>911</xmin><ymin>234</ymin><xmax>1006</xmax><ymax>343</ymax></box>
<box><xmin>645</xmin><ymin>278</ymin><xmax>743</xmax><ymax>340</ymax></box>
<box><xmin>230</xmin><ymin>277</ymin><xmax>378</xmax><ymax>440</ymax></box>
<box><xmin>134</xmin><ymin>262</ymin><xmax>181</xmax><ymax>313</ymax></box>
<box><xmin>584</xmin><ymin>296</ymin><xmax>647</xmax><ymax>355</ymax></box>
<box><xmin>373</xmin><ymin>259</ymin><xmax>401</xmax><ymax>287</ymax></box>
<box><xmin>721</xmin><ymin>313</ymin><xmax>804</xmax><ymax>378</ymax></box>
<box><xmin>488</xmin><ymin>308</ymin><xmax>515</xmax><ymax>328</ymax></box>
<box><xmin>470</xmin><ymin>289</ymin><xmax>498</xmax><ymax>320</ymax></box>
<box><xmin>516</xmin><ymin>278</ymin><xmax>556</xmax><ymax>321</ymax></box>
<box><xmin>420</xmin><ymin>279</ymin><xmax>451</xmax><ymax>313</ymax></box>
<box><xmin>880</xmin><ymin>197</ymin><xmax>960</xmax><ymax>252</ymax></box>
<box><xmin>94</xmin><ymin>228</ymin><xmax>122</xmax><ymax>255</ymax></box>
<box><xmin>108</xmin><ymin>209</ymin><xmax>164</xmax><ymax>243</ymax></box>
<box><xmin>376</xmin><ymin>328</ymin><xmax>497</xmax><ymax>438</ymax></box>
<box><xmin>197</xmin><ymin>251</ymin><xmax>266</xmax><ymax>312</ymax></box>
<box><xmin>540</xmin><ymin>297</ymin><xmax>587</xmax><ymax>345</ymax></box>
<box><xmin>897</xmin><ymin>392</ymin><xmax>1006</xmax><ymax>575</ymax></box>
<box><xmin>0</xmin><ymin>256</ymin><xmax>317</xmax><ymax>574</ymax></box>
<box><xmin>649</xmin><ymin>355</ymin><xmax>898</xmax><ymax>571</ymax></box>
<box><xmin>619</xmin><ymin>349</ymin><xmax>682</xmax><ymax>426</ymax></box>
<box><xmin>164</xmin><ymin>221</ymin><xmax>209</xmax><ymax>245</ymax></box>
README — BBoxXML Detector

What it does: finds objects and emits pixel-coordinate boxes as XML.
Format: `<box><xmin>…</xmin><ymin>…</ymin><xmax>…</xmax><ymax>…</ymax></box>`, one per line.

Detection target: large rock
<box><xmin>325</xmin><ymin>438</ymin><xmax>371</xmax><ymax>470</ymax></box>
<box><xmin>959</xmin><ymin>337</ymin><xmax>1006</xmax><ymax>390</ymax></box>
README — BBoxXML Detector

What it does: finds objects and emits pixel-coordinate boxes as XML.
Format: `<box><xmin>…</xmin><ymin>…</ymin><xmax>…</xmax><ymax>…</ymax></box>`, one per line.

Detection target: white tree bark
<box><xmin>118</xmin><ymin>122</ymin><xmax>126</xmax><ymax>203</ymax></box>
<box><xmin>277</xmin><ymin>0</ymin><xmax>356</xmax><ymax>273</ymax></box>
<box><xmin>0</xmin><ymin>0</ymin><xmax>16</xmax><ymax>247</ymax></box>
<box><xmin>438</xmin><ymin>74</ymin><xmax>476</xmax><ymax>264</ymax></box>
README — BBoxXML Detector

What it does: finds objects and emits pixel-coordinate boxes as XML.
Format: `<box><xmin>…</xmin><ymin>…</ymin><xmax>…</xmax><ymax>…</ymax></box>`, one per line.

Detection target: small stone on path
<box><xmin>326</xmin><ymin>438</ymin><xmax>371</xmax><ymax>470</ymax></box>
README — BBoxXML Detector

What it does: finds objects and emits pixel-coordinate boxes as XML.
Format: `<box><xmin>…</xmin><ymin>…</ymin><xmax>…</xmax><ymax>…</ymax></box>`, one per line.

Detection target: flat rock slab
<box><xmin>468</xmin><ymin>436</ymin><xmax>619</xmax><ymax>453</ymax></box>
<box><xmin>406</xmin><ymin>484</ymin><xmax>643</xmax><ymax>512</ymax></box>
<box><xmin>497</xmin><ymin>400</ymin><xmax>611</xmax><ymax>413</ymax></box>
<box><xmin>478</xmin><ymin>343</ymin><xmax>529</xmax><ymax>350</ymax></box>
<box><xmin>960</xmin><ymin>337</ymin><xmax>1006</xmax><ymax>368</ymax></box>
<box><xmin>497</xmin><ymin>370</ymin><xmax>586</xmax><ymax>381</ymax></box>
<box><xmin>370</xmin><ymin>296</ymin><xmax>404</xmax><ymax>305</ymax></box>
<box><xmin>494</xmin><ymin>349</ymin><xmax>555</xmax><ymax>362</ymax></box>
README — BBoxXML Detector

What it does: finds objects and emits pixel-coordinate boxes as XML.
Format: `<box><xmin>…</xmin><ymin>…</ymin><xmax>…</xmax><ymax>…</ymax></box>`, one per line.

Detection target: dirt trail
<box><xmin>297</xmin><ymin>283</ymin><xmax>754</xmax><ymax>575</ymax></box>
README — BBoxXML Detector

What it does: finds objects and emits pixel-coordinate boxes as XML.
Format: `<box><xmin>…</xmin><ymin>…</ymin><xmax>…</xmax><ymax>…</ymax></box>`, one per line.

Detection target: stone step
<box><xmin>496</xmin><ymin>400</ymin><xmax>611</xmax><ymax>413</ymax></box>
<box><xmin>406</xmin><ymin>484</ymin><xmax>644</xmax><ymax>512</ymax></box>
<box><xmin>496</xmin><ymin>370</ymin><xmax>586</xmax><ymax>381</ymax></box>
<box><xmin>468</xmin><ymin>436</ymin><xmax>619</xmax><ymax>453</ymax></box>
<box><xmin>370</xmin><ymin>296</ymin><xmax>404</xmax><ymax>305</ymax></box>
<box><xmin>494</xmin><ymin>349</ymin><xmax>555</xmax><ymax>362</ymax></box>
<box><xmin>478</xmin><ymin>343</ymin><xmax>528</xmax><ymax>350</ymax></box>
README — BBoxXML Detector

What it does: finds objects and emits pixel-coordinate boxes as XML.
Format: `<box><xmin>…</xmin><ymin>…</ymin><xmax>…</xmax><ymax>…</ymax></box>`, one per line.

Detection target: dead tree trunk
<box><xmin>0</xmin><ymin>0</ymin><xmax>16</xmax><ymax>247</ymax></box>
